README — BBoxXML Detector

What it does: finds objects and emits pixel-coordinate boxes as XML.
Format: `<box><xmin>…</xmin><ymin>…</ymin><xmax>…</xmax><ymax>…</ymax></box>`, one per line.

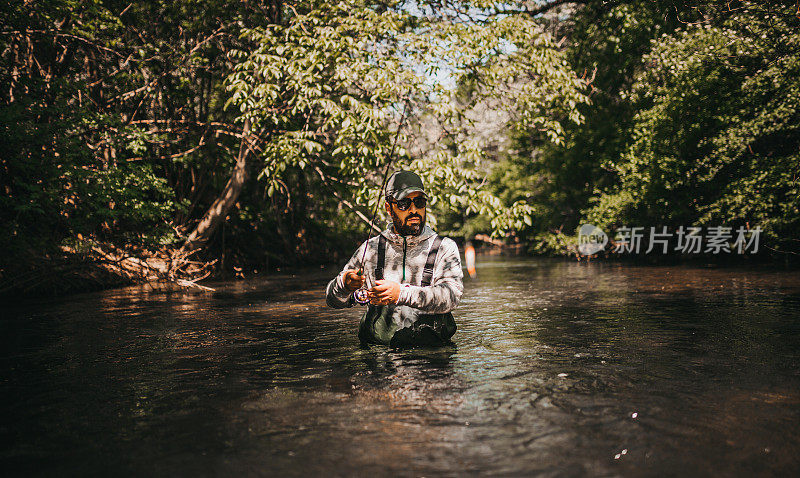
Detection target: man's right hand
<box><xmin>343</xmin><ymin>270</ymin><xmax>365</xmax><ymax>292</ymax></box>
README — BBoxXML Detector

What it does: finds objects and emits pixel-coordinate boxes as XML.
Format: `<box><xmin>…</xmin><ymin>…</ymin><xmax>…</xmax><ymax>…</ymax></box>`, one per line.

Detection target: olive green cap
<box><xmin>385</xmin><ymin>170</ymin><xmax>427</xmax><ymax>200</ymax></box>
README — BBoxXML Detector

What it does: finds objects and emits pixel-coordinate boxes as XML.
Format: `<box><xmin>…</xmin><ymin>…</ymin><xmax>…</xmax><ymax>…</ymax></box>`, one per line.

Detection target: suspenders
<box><xmin>421</xmin><ymin>236</ymin><xmax>444</xmax><ymax>286</ymax></box>
<box><xmin>375</xmin><ymin>234</ymin><xmax>386</xmax><ymax>280</ymax></box>
<box><xmin>374</xmin><ymin>234</ymin><xmax>443</xmax><ymax>286</ymax></box>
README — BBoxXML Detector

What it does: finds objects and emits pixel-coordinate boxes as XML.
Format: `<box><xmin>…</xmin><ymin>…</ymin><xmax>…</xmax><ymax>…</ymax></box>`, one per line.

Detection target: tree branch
<box><xmin>494</xmin><ymin>0</ymin><xmax>588</xmax><ymax>17</ymax></box>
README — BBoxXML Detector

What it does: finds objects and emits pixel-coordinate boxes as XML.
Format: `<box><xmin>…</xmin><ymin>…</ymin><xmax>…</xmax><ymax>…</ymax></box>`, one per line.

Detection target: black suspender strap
<box><xmin>375</xmin><ymin>234</ymin><xmax>386</xmax><ymax>280</ymax></box>
<box><xmin>421</xmin><ymin>235</ymin><xmax>443</xmax><ymax>287</ymax></box>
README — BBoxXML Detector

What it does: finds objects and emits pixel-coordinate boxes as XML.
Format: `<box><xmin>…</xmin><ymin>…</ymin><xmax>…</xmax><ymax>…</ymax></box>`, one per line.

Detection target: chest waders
<box><xmin>357</xmin><ymin>235</ymin><xmax>457</xmax><ymax>348</ymax></box>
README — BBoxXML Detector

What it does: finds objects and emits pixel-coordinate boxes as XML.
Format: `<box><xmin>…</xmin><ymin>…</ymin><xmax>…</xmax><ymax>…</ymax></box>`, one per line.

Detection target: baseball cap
<box><xmin>385</xmin><ymin>171</ymin><xmax>427</xmax><ymax>200</ymax></box>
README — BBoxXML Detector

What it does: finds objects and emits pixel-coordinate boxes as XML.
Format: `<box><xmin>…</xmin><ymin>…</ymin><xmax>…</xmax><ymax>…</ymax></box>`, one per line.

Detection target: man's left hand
<box><xmin>369</xmin><ymin>280</ymin><xmax>402</xmax><ymax>305</ymax></box>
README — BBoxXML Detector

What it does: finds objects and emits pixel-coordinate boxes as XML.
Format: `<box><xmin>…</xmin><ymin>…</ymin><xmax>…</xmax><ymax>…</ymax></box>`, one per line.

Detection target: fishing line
<box><xmin>353</xmin><ymin>98</ymin><xmax>411</xmax><ymax>305</ymax></box>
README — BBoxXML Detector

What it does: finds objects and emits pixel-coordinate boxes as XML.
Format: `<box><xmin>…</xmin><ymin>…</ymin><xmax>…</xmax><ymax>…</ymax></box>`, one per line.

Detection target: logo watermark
<box><xmin>578</xmin><ymin>223</ymin><xmax>608</xmax><ymax>255</ymax></box>
<box><xmin>577</xmin><ymin>224</ymin><xmax>761</xmax><ymax>255</ymax></box>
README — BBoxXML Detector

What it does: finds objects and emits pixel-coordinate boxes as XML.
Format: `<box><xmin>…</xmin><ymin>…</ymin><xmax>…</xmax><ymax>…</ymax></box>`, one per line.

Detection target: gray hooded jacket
<box><xmin>326</xmin><ymin>224</ymin><xmax>463</xmax><ymax>330</ymax></box>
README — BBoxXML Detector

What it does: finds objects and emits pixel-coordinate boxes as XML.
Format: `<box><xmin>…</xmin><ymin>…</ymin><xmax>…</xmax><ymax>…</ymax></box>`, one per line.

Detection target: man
<box><xmin>326</xmin><ymin>171</ymin><xmax>464</xmax><ymax>347</ymax></box>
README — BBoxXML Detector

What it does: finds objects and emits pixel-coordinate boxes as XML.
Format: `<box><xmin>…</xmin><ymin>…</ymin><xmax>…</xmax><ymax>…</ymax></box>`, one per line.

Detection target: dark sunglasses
<box><xmin>390</xmin><ymin>196</ymin><xmax>427</xmax><ymax>211</ymax></box>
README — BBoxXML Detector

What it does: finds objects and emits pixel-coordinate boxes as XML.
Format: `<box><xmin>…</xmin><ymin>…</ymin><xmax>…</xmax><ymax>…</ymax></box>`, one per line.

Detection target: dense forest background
<box><xmin>1</xmin><ymin>0</ymin><xmax>798</xmax><ymax>297</ymax></box>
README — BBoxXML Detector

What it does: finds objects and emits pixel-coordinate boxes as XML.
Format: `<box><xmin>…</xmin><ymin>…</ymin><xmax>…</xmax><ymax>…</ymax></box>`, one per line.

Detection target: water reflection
<box><xmin>2</xmin><ymin>259</ymin><xmax>800</xmax><ymax>475</ymax></box>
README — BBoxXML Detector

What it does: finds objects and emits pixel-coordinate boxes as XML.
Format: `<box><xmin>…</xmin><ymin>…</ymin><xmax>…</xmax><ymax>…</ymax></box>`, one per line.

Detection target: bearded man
<box><xmin>325</xmin><ymin>171</ymin><xmax>464</xmax><ymax>347</ymax></box>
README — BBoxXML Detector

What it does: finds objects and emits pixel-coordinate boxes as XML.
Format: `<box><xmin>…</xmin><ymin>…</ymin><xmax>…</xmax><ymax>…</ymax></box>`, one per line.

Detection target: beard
<box><xmin>390</xmin><ymin>209</ymin><xmax>426</xmax><ymax>236</ymax></box>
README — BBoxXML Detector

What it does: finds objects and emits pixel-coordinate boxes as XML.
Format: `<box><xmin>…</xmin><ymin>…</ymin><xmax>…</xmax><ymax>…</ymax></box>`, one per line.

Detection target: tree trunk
<box><xmin>183</xmin><ymin>119</ymin><xmax>252</xmax><ymax>250</ymax></box>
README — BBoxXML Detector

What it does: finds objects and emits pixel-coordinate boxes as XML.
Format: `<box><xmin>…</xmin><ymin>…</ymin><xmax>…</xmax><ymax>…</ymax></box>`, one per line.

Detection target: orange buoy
<box><xmin>465</xmin><ymin>242</ymin><xmax>476</xmax><ymax>278</ymax></box>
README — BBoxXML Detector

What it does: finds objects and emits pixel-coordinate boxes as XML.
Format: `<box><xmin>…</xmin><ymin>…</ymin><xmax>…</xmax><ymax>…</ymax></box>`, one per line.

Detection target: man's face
<box><xmin>386</xmin><ymin>191</ymin><xmax>426</xmax><ymax>236</ymax></box>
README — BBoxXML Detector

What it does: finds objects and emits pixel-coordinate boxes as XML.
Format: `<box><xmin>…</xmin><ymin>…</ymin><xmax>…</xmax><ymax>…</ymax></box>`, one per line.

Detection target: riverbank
<box><xmin>2</xmin><ymin>237</ymin><xmax>797</xmax><ymax>302</ymax></box>
<box><xmin>0</xmin><ymin>239</ymin><xmax>214</xmax><ymax>300</ymax></box>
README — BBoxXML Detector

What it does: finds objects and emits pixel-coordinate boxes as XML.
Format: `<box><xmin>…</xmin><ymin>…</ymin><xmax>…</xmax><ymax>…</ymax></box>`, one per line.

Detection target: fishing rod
<box><xmin>352</xmin><ymin>98</ymin><xmax>411</xmax><ymax>305</ymax></box>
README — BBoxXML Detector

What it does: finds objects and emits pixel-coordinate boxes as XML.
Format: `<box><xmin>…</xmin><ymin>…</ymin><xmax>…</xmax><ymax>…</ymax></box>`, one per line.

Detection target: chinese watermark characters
<box><xmin>578</xmin><ymin>224</ymin><xmax>761</xmax><ymax>255</ymax></box>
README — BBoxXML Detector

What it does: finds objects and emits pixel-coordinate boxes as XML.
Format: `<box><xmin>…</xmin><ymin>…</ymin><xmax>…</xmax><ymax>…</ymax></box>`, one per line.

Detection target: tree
<box><xmin>1</xmin><ymin>0</ymin><xmax>589</xmax><ymax>295</ymax></box>
<box><xmin>225</xmin><ymin>0</ymin><xmax>587</xmax><ymax>243</ymax></box>
<box><xmin>584</xmin><ymin>1</ymin><xmax>800</xmax><ymax>254</ymax></box>
<box><xmin>487</xmin><ymin>0</ymin><xmax>692</xmax><ymax>252</ymax></box>
<box><xmin>0</xmin><ymin>0</ymin><xmax>277</xmax><ymax>293</ymax></box>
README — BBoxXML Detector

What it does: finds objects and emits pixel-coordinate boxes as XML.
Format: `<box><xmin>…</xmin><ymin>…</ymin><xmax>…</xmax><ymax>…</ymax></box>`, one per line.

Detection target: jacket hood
<box><xmin>381</xmin><ymin>222</ymin><xmax>436</xmax><ymax>246</ymax></box>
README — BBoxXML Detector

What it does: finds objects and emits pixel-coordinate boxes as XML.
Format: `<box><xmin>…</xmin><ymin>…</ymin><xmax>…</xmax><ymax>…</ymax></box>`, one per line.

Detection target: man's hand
<box><xmin>343</xmin><ymin>270</ymin><xmax>364</xmax><ymax>292</ymax></box>
<box><xmin>369</xmin><ymin>279</ymin><xmax>402</xmax><ymax>305</ymax></box>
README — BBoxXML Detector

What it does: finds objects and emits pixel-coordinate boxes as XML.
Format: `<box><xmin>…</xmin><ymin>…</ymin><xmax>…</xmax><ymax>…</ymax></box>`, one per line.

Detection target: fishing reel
<box><xmin>353</xmin><ymin>287</ymin><xmax>370</xmax><ymax>305</ymax></box>
<box><xmin>352</xmin><ymin>269</ymin><xmax>371</xmax><ymax>305</ymax></box>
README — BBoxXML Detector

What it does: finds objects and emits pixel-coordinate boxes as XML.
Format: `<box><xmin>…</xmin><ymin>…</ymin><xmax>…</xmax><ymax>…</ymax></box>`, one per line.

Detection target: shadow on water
<box><xmin>1</xmin><ymin>258</ymin><xmax>800</xmax><ymax>476</ymax></box>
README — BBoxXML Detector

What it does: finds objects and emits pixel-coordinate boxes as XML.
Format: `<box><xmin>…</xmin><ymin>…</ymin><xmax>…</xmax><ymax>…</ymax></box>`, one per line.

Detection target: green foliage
<box><xmin>0</xmin><ymin>0</ymin><xmax>260</xmax><ymax>261</ymax></box>
<box><xmin>471</xmin><ymin>1</ymin><xmax>689</xmax><ymax>252</ymax></box>
<box><xmin>9</xmin><ymin>0</ymin><xmax>791</xmax><ymax>292</ymax></box>
<box><xmin>2</xmin><ymin>0</ymin><xmax>589</xmax><ymax>284</ymax></box>
<box><xmin>226</xmin><ymin>0</ymin><xmax>586</xmax><ymax>240</ymax></box>
<box><xmin>585</xmin><ymin>2</ymin><xmax>800</xmax><ymax>252</ymax></box>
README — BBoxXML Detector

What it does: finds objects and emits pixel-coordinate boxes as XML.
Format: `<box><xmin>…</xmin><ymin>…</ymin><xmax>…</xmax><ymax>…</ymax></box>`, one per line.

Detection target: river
<box><xmin>2</xmin><ymin>257</ymin><xmax>799</xmax><ymax>476</ymax></box>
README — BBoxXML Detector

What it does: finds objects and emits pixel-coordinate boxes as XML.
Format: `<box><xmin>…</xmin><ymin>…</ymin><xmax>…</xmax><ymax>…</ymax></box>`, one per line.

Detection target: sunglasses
<box><xmin>390</xmin><ymin>196</ymin><xmax>427</xmax><ymax>211</ymax></box>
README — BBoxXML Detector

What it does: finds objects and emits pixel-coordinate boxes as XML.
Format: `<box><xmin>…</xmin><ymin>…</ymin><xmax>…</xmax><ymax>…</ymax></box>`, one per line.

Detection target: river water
<box><xmin>2</xmin><ymin>257</ymin><xmax>799</xmax><ymax>476</ymax></box>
